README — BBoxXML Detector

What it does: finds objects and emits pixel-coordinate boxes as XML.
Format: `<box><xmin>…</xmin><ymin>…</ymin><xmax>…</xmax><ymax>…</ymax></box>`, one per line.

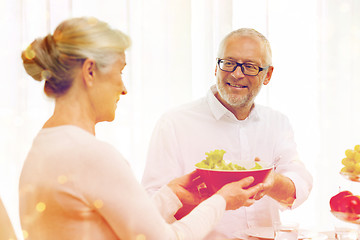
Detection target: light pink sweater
<box><xmin>19</xmin><ymin>125</ymin><xmax>225</xmax><ymax>240</ymax></box>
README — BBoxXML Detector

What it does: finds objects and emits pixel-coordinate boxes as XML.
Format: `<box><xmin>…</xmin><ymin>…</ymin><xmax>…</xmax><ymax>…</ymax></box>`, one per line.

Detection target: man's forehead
<box><xmin>221</xmin><ymin>37</ymin><xmax>265</xmax><ymax>65</ymax></box>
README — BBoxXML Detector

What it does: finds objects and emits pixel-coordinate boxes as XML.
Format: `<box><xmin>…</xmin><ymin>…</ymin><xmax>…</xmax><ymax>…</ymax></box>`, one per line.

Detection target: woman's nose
<box><xmin>120</xmin><ymin>81</ymin><xmax>127</xmax><ymax>95</ymax></box>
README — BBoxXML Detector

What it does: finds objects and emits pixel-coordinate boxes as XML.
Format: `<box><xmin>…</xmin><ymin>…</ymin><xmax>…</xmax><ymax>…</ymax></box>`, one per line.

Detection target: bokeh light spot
<box><xmin>36</xmin><ymin>202</ymin><xmax>46</xmax><ymax>212</ymax></box>
<box><xmin>57</xmin><ymin>175</ymin><xmax>68</xmax><ymax>184</ymax></box>
<box><xmin>93</xmin><ymin>199</ymin><xmax>103</xmax><ymax>209</ymax></box>
<box><xmin>136</xmin><ymin>234</ymin><xmax>146</xmax><ymax>240</ymax></box>
<box><xmin>41</xmin><ymin>70</ymin><xmax>52</xmax><ymax>80</ymax></box>
<box><xmin>22</xmin><ymin>230</ymin><xmax>29</xmax><ymax>239</ymax></box>
<box><xmin>24</xmin><ymin>46</ymin><xmax>36</xmax><ymax>60</ymax></box>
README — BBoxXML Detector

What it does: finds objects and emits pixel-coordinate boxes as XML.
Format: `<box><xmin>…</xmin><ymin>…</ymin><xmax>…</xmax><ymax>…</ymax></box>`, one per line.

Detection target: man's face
<box><xmin>215</xmin><ymin>36</ymin><xmax>273</xmax><ymax>110</ymax></box>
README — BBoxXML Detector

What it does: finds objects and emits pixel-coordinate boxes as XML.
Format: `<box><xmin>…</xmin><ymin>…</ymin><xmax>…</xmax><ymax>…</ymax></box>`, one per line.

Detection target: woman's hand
<box><xmin>167</xmin><ymin>170</ymin><xmax>207</xmax><ymax>206</ymax></box>
<box><xmin>216</xmin><ymin>176</ymin><xmax>264</xmax><ymax>210</ymax></box>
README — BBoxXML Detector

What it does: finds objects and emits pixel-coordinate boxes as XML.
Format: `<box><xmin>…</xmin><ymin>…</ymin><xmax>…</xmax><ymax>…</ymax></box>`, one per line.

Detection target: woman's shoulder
<box><xmin>36</xmin><ymin>125</ymin><xmax>126</xmax><ymax>164</ymax></box>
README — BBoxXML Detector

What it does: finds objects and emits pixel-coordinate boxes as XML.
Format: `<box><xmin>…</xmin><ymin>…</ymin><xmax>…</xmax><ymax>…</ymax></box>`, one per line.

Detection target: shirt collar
<box><xmin>207</xmin><ymin>85</ymin><xmax>260</xmax><ymax>122</ymax></box>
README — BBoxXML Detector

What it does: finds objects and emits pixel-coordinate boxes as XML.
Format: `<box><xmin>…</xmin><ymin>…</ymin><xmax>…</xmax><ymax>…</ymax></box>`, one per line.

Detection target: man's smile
<box><xmin>227</xmin><ymin>82</ymin><xmax>248</xmax><ymax>89</ymax></box>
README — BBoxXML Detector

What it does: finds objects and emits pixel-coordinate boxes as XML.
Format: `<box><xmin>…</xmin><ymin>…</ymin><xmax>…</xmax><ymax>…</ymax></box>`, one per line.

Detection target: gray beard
<box><xmin>217</xmin><ymin>85</ymin><xmax>256</xmax><ymax>108</ymax></box>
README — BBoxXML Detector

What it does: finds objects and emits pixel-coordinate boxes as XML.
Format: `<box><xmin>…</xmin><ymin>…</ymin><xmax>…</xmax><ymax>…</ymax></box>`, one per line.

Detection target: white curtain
<box><xmin>1</xmin><ymin>0</ymin><xmax>360</xmax><ymax>238</ymax></box>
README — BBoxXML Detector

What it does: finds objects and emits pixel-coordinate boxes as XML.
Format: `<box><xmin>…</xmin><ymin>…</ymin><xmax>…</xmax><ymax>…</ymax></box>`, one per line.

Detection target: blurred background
<box><xmin>1</xmin><ymin>0</ymin><xmax>360</xmax><ymax>239</ymax></box>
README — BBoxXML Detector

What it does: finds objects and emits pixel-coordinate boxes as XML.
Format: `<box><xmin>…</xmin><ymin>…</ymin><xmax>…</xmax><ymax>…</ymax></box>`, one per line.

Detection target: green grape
<box><xmin>345</xmin><ymin>149</ymin><xmax>356</xmax><ymax>159</ymax></box>
<box><xmin>354</xmin><ymin>162</ymin><xmax>360</xmax><ymax>174</ymax></box>
<box><xmin>355</xmin><ymin>152</ymin><xmax>360</xmax><ymax>163</ymax></box>
<box><xmin>354</xmin><ymin>144</ymin><xmax>360</xmax><ymax>153</ymax></box>
<box><xmin>343</xmin><ymin>161</ymin><xmax>355</xmax><ymax>172</ymax></box>
<box><xmin>342</xmin><ymin>157</ymin><xmax>355</xmax><ymax>167</ymax></box>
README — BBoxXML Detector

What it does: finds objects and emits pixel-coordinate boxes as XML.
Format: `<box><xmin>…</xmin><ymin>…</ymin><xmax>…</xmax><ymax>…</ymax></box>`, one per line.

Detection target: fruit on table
<box><xmin>341</xmin><ymin>195</ymin><xmax>360</xmax><ymax>214</ymax></box>
<box><xmin>341</xmin><ymin>144</ymin><xmax>360</xmax><ymax>175</ymax></box>
<box><xmin>330</xmin><ymin>190</ymin><xmax>360</xmax><ymax>214</ymax></box>
<box><xmin>330</xmin><ymin>191</ymin><xmax>352</xmax><ymax>211</ymax></box>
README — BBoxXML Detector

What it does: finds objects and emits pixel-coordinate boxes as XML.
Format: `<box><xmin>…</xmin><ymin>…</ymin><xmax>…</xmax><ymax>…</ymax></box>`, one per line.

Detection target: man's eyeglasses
<box><xmin>217</xmin><ymin>58</ymin><xmax>269</xmax><ymax>76</ymax></box>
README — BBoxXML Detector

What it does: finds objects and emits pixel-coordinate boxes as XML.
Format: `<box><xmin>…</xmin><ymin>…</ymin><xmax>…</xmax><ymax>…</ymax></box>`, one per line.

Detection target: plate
<box><xmin>331</xmin><ymin>210</ymin><xmax>360</xmax><ymax>224</ymax></box>
<box><xmin>241</xmin><ymin>227</ymin><xmax>328</xmax><ymax>240</ymax></box>
<box><xmin>243</xmin><ymin>227</ymin><xmax>274</xmax><ymax>239</ymax></box>
<box><xmin>340</xmin><ymin>171</ymin><xmax>360</xmax><ymax>182</ymax></box>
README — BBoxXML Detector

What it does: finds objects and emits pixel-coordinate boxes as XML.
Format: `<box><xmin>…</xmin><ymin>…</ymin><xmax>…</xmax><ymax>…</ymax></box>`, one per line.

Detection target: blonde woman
<box><xmin>19</xmin><ymin>17</ymin><xmax>263</xmax><ymax>240</ymax></box>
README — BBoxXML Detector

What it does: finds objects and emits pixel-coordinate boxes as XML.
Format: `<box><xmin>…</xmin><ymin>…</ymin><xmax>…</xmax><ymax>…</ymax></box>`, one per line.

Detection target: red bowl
<box><xmin>196</xmin><ymin>164</ymin><xmax>273</xmax><ymax>194</ymax></box>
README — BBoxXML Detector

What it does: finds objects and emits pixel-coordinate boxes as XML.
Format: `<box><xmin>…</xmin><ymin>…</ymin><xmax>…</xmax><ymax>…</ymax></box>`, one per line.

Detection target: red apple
<box><xmin>330</xmin><ymin>190</ymin><xmax>352</xmax><ymax>211</ymax></box>
<box><xmin>349</xmin><ymin>195</ymin><xmax>360</xmax><ymax>214</ymax></box>
<box><xmin>338</xmin><ymin>195</ymin><xmax>360</xmax><ymax>213</ymax></box>
<box><xmin>356</xmin><ymin>196</ymin><xmax>360</xmax><ymax>214</ymax></box>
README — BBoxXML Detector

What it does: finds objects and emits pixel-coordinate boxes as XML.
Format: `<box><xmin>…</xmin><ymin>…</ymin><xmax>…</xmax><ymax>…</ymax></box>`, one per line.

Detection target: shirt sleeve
<box><xmin>277</xmin><ymin>157</ymin><xmax>313</xmax><ymax>209</ymax></box>
<box><xmin>151</xmin><ymin>185</ymin><xmax>182</xmax><ymax>223</ymax></box>
<box><xmin>273</xmin><ymin>116</ymin><xmax>313</xmax><ymax>209</ymax></box>
<box><xmin>172</xmin><ymin>194</ymin><xmax>226</xmax><ymax>239</ymax></box>
<box><xmin>141</xmin><ymin>115</ymin><xmax>184</xmax><ymax>195</ymax></box>
<box><xmin>77</xmin><ymin>141</ymin><xmax>226</xmax><ymax>240</ymax></box>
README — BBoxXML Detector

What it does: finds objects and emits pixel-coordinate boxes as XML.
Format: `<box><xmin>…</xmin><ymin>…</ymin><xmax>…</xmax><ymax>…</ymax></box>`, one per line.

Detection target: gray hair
<box><xmin>217</xmin><ymin>28</ymin><xmax>272</xmax><ymax>66</ymax></box>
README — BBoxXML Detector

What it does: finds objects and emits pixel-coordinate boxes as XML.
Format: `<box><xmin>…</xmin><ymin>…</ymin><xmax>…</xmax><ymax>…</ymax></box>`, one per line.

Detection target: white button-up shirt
<box><xmin>142</xmin><ymin>85</ymin><xmax>313</xmax><ymax>238</ymax></box>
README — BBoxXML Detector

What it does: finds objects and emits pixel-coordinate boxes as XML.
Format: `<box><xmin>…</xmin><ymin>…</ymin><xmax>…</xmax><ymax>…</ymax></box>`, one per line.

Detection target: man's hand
<box><xmin>252</xmin><ymin>158</ymin><xmax>296</xmax><ymax>206</ymax></box>
<box><xmin>253</xmin><ymin>169</ymin><xmax>275</xmax><ymax>200</ymax></box>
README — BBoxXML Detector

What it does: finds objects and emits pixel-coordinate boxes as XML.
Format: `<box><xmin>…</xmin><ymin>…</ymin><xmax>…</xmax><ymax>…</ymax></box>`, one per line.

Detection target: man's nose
<box><xmin>231</xmin><ymin>65</ymin><xmax>245</xmax><ymax>78</ymax></box>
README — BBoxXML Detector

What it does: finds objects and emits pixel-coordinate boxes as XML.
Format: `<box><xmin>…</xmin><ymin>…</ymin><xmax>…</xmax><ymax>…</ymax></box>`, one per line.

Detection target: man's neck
<box><xmin>214</xmin><ymin>92</ymin><xmax>254</xmax><ymax>120</ymax></box>
<box><xmin>229</xmin><ymin>103</ymin><xmax>254</xmax><ymax>120</ymax></box>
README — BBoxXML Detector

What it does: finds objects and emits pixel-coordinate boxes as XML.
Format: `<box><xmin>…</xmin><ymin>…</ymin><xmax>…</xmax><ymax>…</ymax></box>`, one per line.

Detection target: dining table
<box><xmin>235</xmin><ymin>231</ymin><xmax>336</xmax><ymax>240</ymax></box>
<box><xmin>206</xmin><ymin>229</ymin><xmax>337</xmax><ymax>240</ymax></box>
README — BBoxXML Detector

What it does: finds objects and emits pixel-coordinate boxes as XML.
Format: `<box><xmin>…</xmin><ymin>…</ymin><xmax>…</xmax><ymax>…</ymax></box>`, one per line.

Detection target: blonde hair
<box><xmin>22</xmin><ymin>17</ymin><xmax>131</xmax><ymax>97</ymax></box>
<box><xmin>217</xmin><ymin>28</ymin><xmax>272</xmax><ymax>66</ymax></box>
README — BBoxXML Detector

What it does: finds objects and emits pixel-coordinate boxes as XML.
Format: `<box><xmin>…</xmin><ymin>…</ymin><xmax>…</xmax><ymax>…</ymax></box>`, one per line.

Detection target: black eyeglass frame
<box><xmin>217</xmin><ymin>58</ymin><xmax>270</xmax><ymax>76</ymax></box>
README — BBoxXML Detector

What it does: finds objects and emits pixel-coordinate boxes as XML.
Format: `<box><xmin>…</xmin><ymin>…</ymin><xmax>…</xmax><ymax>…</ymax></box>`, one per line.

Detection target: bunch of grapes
<box><xmin>341</xmin><ymin>145</ymin><xmax>360</xmax><ymax>175</ymax></box>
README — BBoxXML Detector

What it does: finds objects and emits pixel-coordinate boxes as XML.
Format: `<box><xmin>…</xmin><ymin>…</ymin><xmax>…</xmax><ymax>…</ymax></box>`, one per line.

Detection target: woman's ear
<box><xmin>82</xmin><ymin>59</ymin><xmax>96</xmax><ymax>87</ymax></box>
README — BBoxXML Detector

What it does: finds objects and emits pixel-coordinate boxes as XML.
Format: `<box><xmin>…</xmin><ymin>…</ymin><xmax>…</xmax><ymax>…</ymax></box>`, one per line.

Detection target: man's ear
<box><xmin>263</xmin><ymin>66</ymin><xmax>274</xmax><ymax>85</ymax></box>
<box><xmin>82</xmin><ymin>59</ymin><xmax>96</xmax><ymax>87</ymax></box>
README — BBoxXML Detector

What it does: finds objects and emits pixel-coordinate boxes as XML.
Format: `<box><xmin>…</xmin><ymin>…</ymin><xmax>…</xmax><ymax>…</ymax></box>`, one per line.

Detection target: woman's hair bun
<box><xmin>21</xmin><ymin>17</ymin><xmax>131</xmax><ymax>97</ymax></box>
<box><xmin>22</xmin><ymin>39</ymin><xmax>46</xmax><ymax>82</ymax></box>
